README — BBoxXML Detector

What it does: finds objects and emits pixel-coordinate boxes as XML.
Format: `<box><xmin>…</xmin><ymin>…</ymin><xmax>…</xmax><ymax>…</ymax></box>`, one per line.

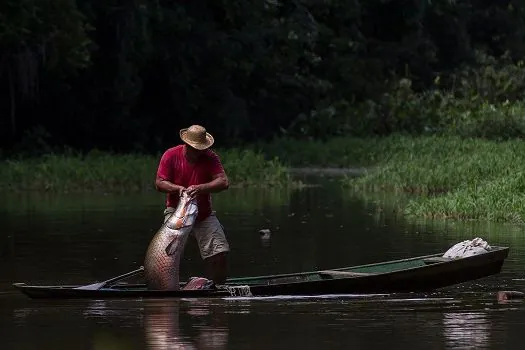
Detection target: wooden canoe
<box><xmin>12</xmin><ymin>245</ymin><xmax>509</xmax><ymax>299</ymax></box>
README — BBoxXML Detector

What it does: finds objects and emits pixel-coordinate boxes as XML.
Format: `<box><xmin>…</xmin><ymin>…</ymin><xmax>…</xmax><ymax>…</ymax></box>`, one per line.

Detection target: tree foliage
<box><xmin>1</xmin><ymin>0</ymin><xmax>525</xmax><ymax>155</ymax></box>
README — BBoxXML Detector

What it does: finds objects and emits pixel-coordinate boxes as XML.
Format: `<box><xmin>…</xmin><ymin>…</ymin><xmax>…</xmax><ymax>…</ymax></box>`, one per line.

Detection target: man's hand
<box><xmin>172</xmin><ymin>185</ymin><xmax>185</xmax><ymax>196</ymax></box>
<box><xmin>183</xmin><ymin>173</ymin><xmax>229</xmax><ymax>199</ymax></box>
<box><xmin>186</xmin><ymin>185</ymin><xmax>202</xmax><ymax>199</ymax></box>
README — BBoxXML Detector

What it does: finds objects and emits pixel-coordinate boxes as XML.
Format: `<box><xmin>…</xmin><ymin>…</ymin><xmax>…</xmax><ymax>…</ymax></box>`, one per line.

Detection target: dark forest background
<box><xmin>2</xmin><ymin>0</ymin><xmax>525</xmax><ymax>156</ymax></box>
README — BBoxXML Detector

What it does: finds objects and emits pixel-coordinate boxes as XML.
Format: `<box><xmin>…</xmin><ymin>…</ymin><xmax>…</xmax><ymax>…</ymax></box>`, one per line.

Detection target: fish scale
<box><xmin>144</xmin><ymin>192</ymin><xmax>198</xmax><ymax>290</ymax></box>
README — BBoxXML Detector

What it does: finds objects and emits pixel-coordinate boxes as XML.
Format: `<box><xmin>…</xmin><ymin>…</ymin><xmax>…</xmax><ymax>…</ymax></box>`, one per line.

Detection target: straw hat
<box><xmin>179</xmin><ymin>125</ymin><xmax>215</xmax><ymax>150</ymax></box>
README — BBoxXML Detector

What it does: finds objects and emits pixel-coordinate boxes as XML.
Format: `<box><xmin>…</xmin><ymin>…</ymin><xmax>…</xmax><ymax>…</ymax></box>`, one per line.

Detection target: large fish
<box><xmin>144</xmin><ymin>191</ymin><xmax>198</xmax><ymax>290</ymax></box>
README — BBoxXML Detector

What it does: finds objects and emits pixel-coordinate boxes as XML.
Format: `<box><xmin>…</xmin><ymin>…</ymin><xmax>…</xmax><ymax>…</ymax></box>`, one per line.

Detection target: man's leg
<box><xmin>204</xmin><ymin>251</ymin><xmax>228</xmax><ymax>285</ymax></box>
<box><xmin>192</xmin><ymin>212</ymin><xmax>230</xmax><ymax>285</ymax></box>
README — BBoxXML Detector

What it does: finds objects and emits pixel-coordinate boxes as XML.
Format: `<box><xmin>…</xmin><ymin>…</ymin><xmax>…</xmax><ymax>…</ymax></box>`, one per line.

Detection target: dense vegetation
<box><xmin>3</xmin><ymin>0</ymin><xmax>525</xmax><ymax>157</ymax></box>
<box><xmin>340</xmin><ymin>135</ymin><xmax>525</xmax><ymax>223</ymax></box>
<box><xmin>4</xmin><ymin>1</ymin><xmax>525</xmax><ymax>224</ymax></box>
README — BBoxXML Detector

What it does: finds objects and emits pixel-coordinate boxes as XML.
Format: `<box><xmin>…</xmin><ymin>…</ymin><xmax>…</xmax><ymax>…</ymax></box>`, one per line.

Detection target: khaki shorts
<box><xmin>163</xmin><ymin>207</ymin><xmax>230</xmax><ymax>260</ymax></box>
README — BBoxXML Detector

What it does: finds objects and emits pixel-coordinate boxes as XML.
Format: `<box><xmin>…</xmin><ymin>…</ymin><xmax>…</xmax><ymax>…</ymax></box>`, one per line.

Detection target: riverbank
<box><xmin>337</xmin><ymin>135</ymin><xmax>525</xmax><ymax>223</ymax></box>
<box><xmin>0</xmin><ymin>148</ymin><xmax>293</xmax><ymax>193</ymax></box>
<box><xmin>3</xmin><ymin>135</ymin><xmax>524</xmax><ymax>224</ymax></box>
<box><xmin>257</xmin><ymin>134</ymin><xmax>525</xmax><ymax>223</ymax></box>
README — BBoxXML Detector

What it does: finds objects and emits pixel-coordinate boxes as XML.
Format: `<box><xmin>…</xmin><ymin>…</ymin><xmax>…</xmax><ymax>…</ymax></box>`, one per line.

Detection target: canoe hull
<box><xmin>12</xmin><ymin>246</ymin><xmax>510</xmax><ymax>299</ymax></box>
<box><xmin>246</xmin><ymin>249</ymin><xmax>507</xmax><ymax>296</ymax></box>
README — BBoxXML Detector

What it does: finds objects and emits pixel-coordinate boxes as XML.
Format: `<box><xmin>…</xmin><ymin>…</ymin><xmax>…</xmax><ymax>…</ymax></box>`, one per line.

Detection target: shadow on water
<box><xmin>2</xmin><ymin>175</ymin><xmax>525</xmax><ymax>349</ymax></box>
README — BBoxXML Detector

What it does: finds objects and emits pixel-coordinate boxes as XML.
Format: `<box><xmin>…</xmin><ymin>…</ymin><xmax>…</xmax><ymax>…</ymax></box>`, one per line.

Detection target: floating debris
<box><xmin>259</xmin><ymin>229</ymin><xmax>271</xmax><ymax>240</ymax></box>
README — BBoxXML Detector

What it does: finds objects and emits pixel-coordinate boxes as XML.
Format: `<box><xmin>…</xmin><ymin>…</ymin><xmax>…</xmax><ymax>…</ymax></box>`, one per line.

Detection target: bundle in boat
<box><xmin>144</xmin><ymin>192</ymin><xmax>198</xmax><ymax>290</ymax></box>
<box><xmin>442</xmin><ymin>237</ymin><xmax>492</xmax><ymax>258</ymax></box>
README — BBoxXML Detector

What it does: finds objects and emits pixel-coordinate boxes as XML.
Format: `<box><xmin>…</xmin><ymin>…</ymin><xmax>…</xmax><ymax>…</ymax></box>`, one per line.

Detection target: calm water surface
<box><xmin>1</xmin><ymin>177</ymin><xmax>525</xmax><ymax>349</ymax></box>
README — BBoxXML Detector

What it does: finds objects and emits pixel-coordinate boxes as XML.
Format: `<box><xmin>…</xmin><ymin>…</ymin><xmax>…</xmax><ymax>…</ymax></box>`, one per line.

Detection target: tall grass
<box><xmin>342</xmin><ymin>135</ymin><xmax>525</xmax><ymax>223</ymax></box>
<box><xmin>217</xmin><ymin>148</ymin><xmax>291</xmax><ymax>187</ymax></box>
<box><xmin>0</xmin><ymin>148</ymin><xmax>293</xmax><ymax>193</ymax></box>
<box><xmin>404</xmin><ymin>173</ymin><xmax>525</xmax><ymax>223</ymax></box>
<box><xmin>0</xmin><ymin>151</ymin><xmax>152</xmax><ymax>192</ymax></box>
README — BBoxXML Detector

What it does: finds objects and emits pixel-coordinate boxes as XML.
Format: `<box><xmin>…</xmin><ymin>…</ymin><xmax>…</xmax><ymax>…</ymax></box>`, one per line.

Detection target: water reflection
<box><xmin>144</xmin><ymin>299</ymin><xmax>194</xmax><ymax>349</ymax></box>
<box><xmin>442</xmin><ymin>312</ymin><xmax>490</xmax><ymax>349</ymax></box>
<box><xmin>72</xmin><ymin>298</ymin><xmax>231</xmax><ymax>349</ymax></box>
<box><xmin>144</xmin><ymin>299</ymin><xmax>228</xmax><ymax>350</ymax></box>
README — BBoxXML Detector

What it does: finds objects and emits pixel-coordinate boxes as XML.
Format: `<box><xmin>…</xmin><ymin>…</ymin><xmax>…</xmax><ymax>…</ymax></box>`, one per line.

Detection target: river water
<box><xmin>1</xmin><ymin>176</ymin><xmax>525</xmax><ymax>349</ymax></box>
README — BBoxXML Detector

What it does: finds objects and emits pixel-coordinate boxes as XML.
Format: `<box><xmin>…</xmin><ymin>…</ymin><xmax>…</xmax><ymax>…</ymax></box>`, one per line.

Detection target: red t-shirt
<box><xmin>156</xmin><ymin>145</ymin><xmax>225</xmax><ymax>222</ymax></box>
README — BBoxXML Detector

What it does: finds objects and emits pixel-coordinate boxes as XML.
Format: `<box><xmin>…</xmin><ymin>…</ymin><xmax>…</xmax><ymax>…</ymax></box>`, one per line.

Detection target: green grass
<box><xmin>218</xmin><ymin>148</ymin><xmax>292</xmax><ymax>187</ymax></box>
<box><xmin>0</xmin><ymin>148</ymin><xmax>294</xmax><ymax>193</ymax></box>
<box><xmin>341</xmin><ymin>135</ymin><xmax>525</xmax><ymax>223</ymax></box>
<box><xmin>403</xmin><ymin>173</ymin><xmax>525</xmax><ymax>223</ymax></box>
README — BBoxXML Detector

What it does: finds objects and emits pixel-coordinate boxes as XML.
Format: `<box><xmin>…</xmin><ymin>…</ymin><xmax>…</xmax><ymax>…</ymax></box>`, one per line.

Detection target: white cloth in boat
<box><xmin>442</xmin><ymin>237</ymin><xmax>492</xmax><ymax>259</ymax></box>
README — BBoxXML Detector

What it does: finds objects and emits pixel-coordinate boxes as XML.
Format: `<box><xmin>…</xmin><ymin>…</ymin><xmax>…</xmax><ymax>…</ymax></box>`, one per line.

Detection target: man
<box><xmin>155</xmin><ymin>124</ymin><xmax>230</xmax><ymax>284</ymax></box>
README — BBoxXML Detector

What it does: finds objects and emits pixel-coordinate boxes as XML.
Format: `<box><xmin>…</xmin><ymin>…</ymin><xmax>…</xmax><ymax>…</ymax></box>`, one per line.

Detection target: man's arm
<box><xmin>155</xmin><ymin>149</ymin><xmax>184</xmax><ymax>195</ymax></box>
<box><xmin>155</xmin><ymin>176</ymin><xmax>185</xmax><ymax>195</ymax></box>
<box><xmin>200</xmin><ymin>172</ymin><xmax>229</xmax><ymax>193</ymax></box>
